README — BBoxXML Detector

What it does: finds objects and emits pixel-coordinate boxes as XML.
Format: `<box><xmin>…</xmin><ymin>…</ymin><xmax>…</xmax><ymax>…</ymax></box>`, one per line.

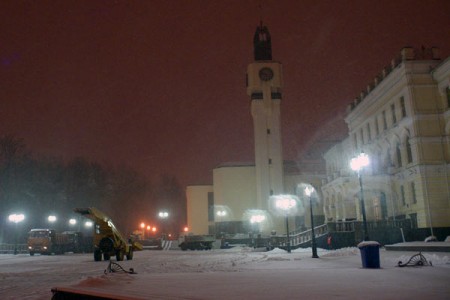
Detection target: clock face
<box><xmin>259</xmin><ymin>67</ymin><xmax>274</xmax><ymax>81</ymax></box>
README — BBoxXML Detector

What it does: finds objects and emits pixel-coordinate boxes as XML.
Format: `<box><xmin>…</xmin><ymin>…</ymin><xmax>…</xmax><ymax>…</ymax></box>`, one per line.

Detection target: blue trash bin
<box><xmin>357</xmin><ymin>241</ymin><xmax>380</xmax><ymax>269</ymax></box>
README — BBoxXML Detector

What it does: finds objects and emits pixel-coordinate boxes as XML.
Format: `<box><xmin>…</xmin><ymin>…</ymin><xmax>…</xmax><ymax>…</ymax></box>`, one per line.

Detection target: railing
<box><xmin>0</xmin><ymin>243</ymin><xmax>28</xmax><ymax>254</ymax></box>
<box><xmin>330</xmin><ymin>219</ymin><xmax>412</xmax><ymax>233</ymax></box>
<box><xmin>274</xmin><ymin>224</ymin><xmax>328</xmax><ymax>248</ymax></box>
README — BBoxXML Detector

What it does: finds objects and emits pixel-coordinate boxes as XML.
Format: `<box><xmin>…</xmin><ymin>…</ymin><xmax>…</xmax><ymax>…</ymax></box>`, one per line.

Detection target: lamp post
<box><xmin>8</xmin><ymin>213</ymin><xmax>25</xmax><ymax>255</ymax></box>
<box><xmin>250</xmin><ymin>214</ymin><xmax>266</xmax><ymax>247</ymax></box>
<box><xmin>350</xmin><ymin>152</ymin><xmax>370</xmax><ymax>241</ymax></box>
<box><xmin>216</xmin><ymin>210</ymin><xmax>227</xmax><ymax>235</ymax></box>
<box><xmin>140</xmin><ymin>222</ymin><xmax>146</xmax><ymax>239</ymax></box>
<box><xmin>305</xmin><ymin>186</ymin><xmax>319</xmax><ymax>258</ymax></box>
<box><xmin>48</xmin><ymin>215</ymin><xmax>57</xmax><ymax>224</ymax></box>
<box><xmin>158</xmin><ymin>211</ymin><xmax>169</xmax><ymax>240</ymax></box>
<box><xmin>274</xmin><ymin>195</ymin><xmax>297</xmax><ymax>253</ymax></box>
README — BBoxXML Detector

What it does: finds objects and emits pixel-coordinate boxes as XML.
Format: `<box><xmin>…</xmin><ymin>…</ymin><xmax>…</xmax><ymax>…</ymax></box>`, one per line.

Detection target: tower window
<box><xmin>208</xmin><ymin>192</ymin><xmax>214</xmax><ymax>222</ymax></box>
<box><xmin>367</xmin><ymin>123</ymin><xmax>371</xmax><ymax>141</ymax></box>
<box><xmin>268</xmin><ymin>158</ymin><xmax>272</xmax><ymax>164</ymax></box>
<box><xmin>267</xmin><ymin>129</ymin><xmax>271</xmax><ymax>134</ymax></box>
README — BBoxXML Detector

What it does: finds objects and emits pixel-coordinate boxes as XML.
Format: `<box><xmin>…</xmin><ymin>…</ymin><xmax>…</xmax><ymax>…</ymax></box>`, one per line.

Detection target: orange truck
<box><xmin>27</xmin><ymin>229</ymin><xmax>84</xmax><ymax>255</ymax></box>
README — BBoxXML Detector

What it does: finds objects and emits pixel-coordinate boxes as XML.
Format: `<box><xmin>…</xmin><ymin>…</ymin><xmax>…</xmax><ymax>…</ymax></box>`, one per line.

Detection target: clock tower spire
<box><xmin>246</xmin><ymin>23</ymin><xmax>283</xmax><ymax>213</ymax></box>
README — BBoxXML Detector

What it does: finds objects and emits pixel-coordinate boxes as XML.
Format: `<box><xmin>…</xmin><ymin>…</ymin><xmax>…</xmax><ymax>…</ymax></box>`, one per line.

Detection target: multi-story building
<box><xmin>322</xmin><ymin>47</ymin><xmax>450</xmax><ymax>239</ymax></box>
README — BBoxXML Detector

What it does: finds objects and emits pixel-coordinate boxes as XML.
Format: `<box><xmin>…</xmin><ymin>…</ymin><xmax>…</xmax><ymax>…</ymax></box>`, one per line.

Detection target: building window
<box><xmin>267</xmin><ymin>129</ymin><xmax>271</xmax><ymax>134</ymax></box>
<box><xmin>375</xmin><ymin>117</ymin><xmax>379</xmax><ymax>136</ymax></box>
<box><xmin>401</xmin><ymin>185</ymin><xmax>406</xmax><ymax>206</ymax></box>
<box><xmin>268</xmin><ymin>158</ymin><xmax>272</xmax><ymax>164</ymax></box>
<box><xmin>411</xmin><ymin>182</ymin><xmax>417</xmax><ymax>204</ymax></box>
<box><xmin>367</xmin><ymin>123</ymin><xmax>371</xmax><ymax>141</ymax></box>
<box><xmin>396</xmin><ymin>143</ymin><xmax>402</xmax><ymax>167</ymax></box>
<box><xmin>208</xmin><ymin>192</ymin><xmax>214</xmax><ymax>222</ymax></box>
<box><xmin>406</xmin><ymin>136</ymin><xmax>413</xmax><ymax>163</ymax></box>
<box><xmin>447</xmin><ymin>86</ymin><xmax>450</xmax><ymax>108</ymax></box>
<box><xmin>353</xmin><ymin>133</ymin><xmax>358</xmax><ymax>149</ymax></box>
<box><xmin>400</xmin><ymin>97</ymin><xmax>407</xmax><ymax>118</ymax></box>
<box><xmin>360</xmin><ymin>128</ymin><xmax>364</xmax><ymax>144</ymax></box>
<box><xmin>391</xmin><ymin>103</ymin><xmax>397</xmax><ymax>124</ymax></box>
<box><xmin>382</xmin><ymin>111</ymin><xmax>387</xmax><ymax>130</ymax></box>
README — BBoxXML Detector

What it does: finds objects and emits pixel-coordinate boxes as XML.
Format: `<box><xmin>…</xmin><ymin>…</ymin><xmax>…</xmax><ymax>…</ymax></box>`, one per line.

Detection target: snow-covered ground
<box><xmin>1</xmin><ymin>247</ymin><xmax>449</xmax><ymax>299</ymax></box>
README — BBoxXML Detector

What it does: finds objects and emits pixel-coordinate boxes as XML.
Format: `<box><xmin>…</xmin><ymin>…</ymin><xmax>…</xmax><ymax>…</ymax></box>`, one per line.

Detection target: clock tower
<box><xmin>246</xmin><ymin>23</ymin><xmax>283</xmax><ymax>211</ymax></box>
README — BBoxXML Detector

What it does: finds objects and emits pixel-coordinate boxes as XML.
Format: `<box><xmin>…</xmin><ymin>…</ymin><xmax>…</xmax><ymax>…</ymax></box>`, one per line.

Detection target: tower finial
<box><xmin>253</xmin><ymin>23</ymin><xmax>272</xmax><ymax>61</ymax></box>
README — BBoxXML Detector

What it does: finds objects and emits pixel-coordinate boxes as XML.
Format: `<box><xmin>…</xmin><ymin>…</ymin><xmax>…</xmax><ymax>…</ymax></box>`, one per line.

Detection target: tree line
<box><xmin>0</xmin><ymin>134</ymin><xmax>185</xmax><ymax>243</ymax></box>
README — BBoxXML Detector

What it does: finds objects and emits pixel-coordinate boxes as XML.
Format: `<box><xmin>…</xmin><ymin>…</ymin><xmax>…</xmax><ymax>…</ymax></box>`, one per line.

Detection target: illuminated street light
<box><xmin>48</xmin><ymin>215</ymin><xmax>57</xmax><ymax>223</ymax></box>
<box><xmin>69</xmin><ymin>218</ymin><xmax>77</xmax><ymax>226</ymax></box>
<box><xmin>217</xmin><ymin>210</ymin><xmax>227</xmax><ymax>217</ymax></box>
<box><xmin>305</xmin><ymin>186</ymin><xmax>319</xmax><ymax>258</ymax></box>
<box><xmin>350</xmin><ymin>152</ymin><xmax>370</xmax><ymax>241</ymax></box>
<box><xmin>158</xmin><ymin>211</ymin><xmax>169</xmax><ymax>218</ymax></box>
<box><xmin>84</xmin><ymin>221</ymin><xmax>93</xmax><ymax>228</ymax></box>
<box><xmin>158</xmin><ymin>211</ymin><xmax>169</xmax><ymax>239</ymax></box>
<box><xmin>8</xmin><ymin>213</ymin><xmax>25</xmax><ymax>255</ymax></box>
<box><xmin>274</xmin><ymin>195</ymin><xmax>297</xmax><ymax>253</ymax></box>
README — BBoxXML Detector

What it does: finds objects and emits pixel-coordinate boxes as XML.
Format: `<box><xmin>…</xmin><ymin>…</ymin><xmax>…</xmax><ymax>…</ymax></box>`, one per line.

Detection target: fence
<box><xmin>0</xmin><ymin>243</ymin><xmax>28</xmax><ymax>254</ymax></box>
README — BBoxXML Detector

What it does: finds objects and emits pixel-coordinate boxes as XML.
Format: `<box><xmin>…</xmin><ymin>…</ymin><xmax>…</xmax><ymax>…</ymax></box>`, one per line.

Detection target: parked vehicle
<box><xmin>178</xmin><ymin>234</ymin><xmax>215</xmax><ymax>250</ymax></box>
<box><xmin>27</xmin><ymin>229</ymin><xmax>86</xmax><ymax>255</ymax></box>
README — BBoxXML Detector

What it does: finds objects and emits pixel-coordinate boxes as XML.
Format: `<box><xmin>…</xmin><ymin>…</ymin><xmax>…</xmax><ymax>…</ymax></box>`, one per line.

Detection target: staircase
<box><xmin>274</xmin><ymin>224</ymin><xmax>329</xmax><ymax>249</ymax></box>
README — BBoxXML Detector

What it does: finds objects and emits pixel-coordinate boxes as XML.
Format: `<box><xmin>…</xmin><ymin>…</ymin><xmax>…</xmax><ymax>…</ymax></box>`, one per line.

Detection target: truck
<box><xmin>74</xmin><ymin>207</ymin><xmax>142</xmax><ymax>261</ymax></box>
<box><xmin>27</xmin><ymin>229</ymin><xmax>85</xmax><ymax>255</ymax></box>
<box><xmin>178</xmin><ymin>234</ymin><xmax>215</xmax><ymax>251</ymax></box>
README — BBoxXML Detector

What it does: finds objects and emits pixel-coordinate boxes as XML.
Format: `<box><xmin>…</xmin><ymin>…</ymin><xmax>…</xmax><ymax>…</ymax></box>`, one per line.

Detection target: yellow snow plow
<box><xmin>74</xmin><ymin>207</ymin><xmax>142</xmax><ymax>261</ymax></box>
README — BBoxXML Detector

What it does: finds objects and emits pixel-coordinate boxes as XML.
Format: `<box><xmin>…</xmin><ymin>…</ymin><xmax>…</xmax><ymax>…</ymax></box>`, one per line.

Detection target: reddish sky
<box><xmin>1</xmin><ymin>1</ymin><xmax>450</xmax><ymax>188</ymax></box>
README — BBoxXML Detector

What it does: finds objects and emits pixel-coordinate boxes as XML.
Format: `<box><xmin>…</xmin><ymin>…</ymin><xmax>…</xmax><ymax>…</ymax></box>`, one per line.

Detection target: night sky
<box><xmin>1</xmin><ymin>1</ymin><xmax>450</xmax><ymax>188</ymax></box>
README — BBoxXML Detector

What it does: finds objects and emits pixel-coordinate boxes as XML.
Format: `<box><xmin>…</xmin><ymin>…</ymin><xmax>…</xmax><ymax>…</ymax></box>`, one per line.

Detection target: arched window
<box><xmin>406</xmin><ymin>136</ymin><xmax>413</xmax><ymax>163</ymax></box>
<box><xmin>396</xmin><ymin>143</ymin><xmax>402</xmax><ymax>167</ymax></box>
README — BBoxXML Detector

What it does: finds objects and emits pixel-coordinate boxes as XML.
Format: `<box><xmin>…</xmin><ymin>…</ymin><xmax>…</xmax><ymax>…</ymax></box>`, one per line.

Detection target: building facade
<box><xmin>321</xmin><ymin>48</ymin><xmax>450</xmax><ymax>235</ymax></box>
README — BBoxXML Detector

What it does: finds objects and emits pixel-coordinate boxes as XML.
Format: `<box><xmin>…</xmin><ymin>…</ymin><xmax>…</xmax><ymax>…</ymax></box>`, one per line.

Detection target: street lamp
<box><xmin>250</xmin><ymin>214</ymin><xmax>266</xmax><ymax>247</ymax></box>
<box><xmin>274</xmin><ymin>195</ymin><xmax>297</xmax><ymax>253</ymax></box>
<box><xmin>8</xmin><ymin>213</ymin><xmax>25</xmax><ymax>255</ymax></box>
<box><xmin>48</xmin><ymin>215</ymin><xmax>57</xmax><ymax>223</ymax></box>
<box><xmin>140</xmin><ymin>222</ymin><xmax>146</xmax><ymax>239</ymax></box>
<box><xmin>158</xmin><ymin>211</ymin><xmax>169</xmax><ymax>239</ymax></box>
<box><xmin>305</xmin><ymin>186</ymin><xmax>319</xmax><ymax>258</ymax></box>
<box><xmin>350</xmin><ymin>152</ymin><xmax>370</xmax><ymax>241</ymax></box>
